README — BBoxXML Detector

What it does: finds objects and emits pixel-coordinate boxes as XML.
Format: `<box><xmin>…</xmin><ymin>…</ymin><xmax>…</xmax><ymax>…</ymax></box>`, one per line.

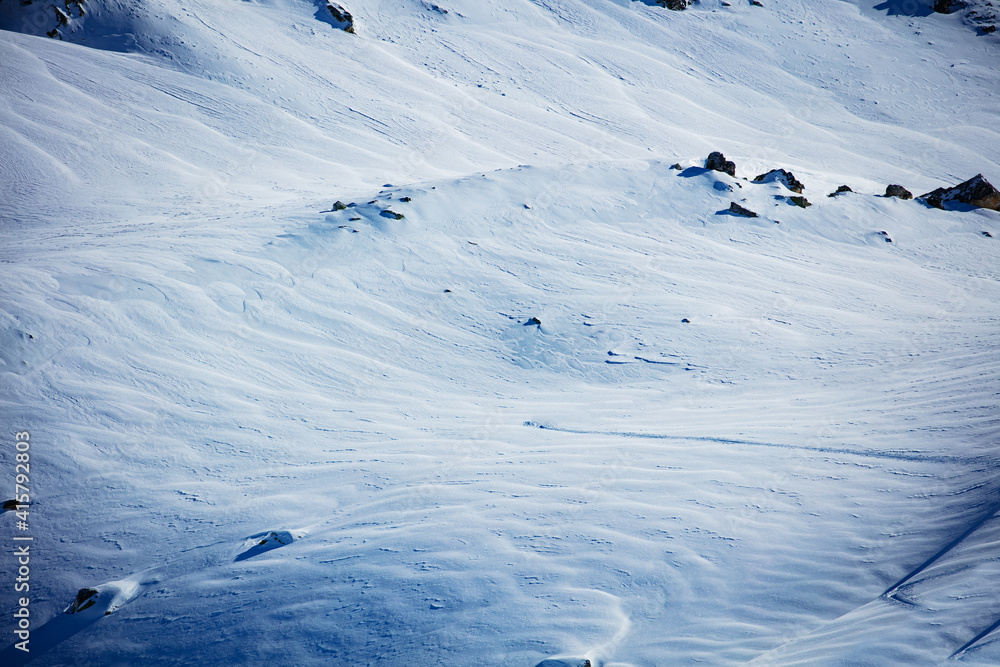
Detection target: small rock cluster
<box><xmin>697</xmin><ymin>151</ymin><xmax>998</xmax><ymax>225</ymax></box>
<box><xmin>934</xmin><ymin>0</ymin><xmax>997</xmax><ymax>34</ymax></box>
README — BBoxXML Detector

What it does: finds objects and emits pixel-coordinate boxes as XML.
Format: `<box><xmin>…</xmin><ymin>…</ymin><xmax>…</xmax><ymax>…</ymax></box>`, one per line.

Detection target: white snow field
<box><xmin>1</xmin><ymin>0</ymin><xmax>998</xmax><ymax>665</ymax></box>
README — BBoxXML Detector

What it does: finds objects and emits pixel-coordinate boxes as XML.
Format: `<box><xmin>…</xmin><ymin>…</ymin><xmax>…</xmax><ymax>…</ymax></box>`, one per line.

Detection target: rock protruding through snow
<box><xmin>706</xmin><ymin>151</ymin><xmax>736</xmax><ymax>177</ymax></box>
<box><xmin>728</xmin><ymin>202</ymin><xmax>759</xmax><ymax>217</ymax></box>
<box><xmin>884</xmin><ymin>184</ymin><xmax>913</xmax><ymax>200</ymax></box>
<box><xmin>920</xmin><ymin>174</ymin><xmax>1000</xmax><ymax>211</ymax></box>
<box><xmin>318</xmin><ymin>2</ymin><xmax>355</xmax><ymax>33</ymax></box>
<box><xmin>753</xmin><ymin>168</ymin><xmax>805</xmax><ymax>193</ymax></box>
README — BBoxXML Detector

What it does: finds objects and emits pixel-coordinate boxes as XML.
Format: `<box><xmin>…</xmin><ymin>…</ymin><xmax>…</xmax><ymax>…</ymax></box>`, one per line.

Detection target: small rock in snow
<box><xmin>884</xmin><ymin>184</ymin><xmax>913</xmax><ymax>200</ymax></box>
<box><xmin>754</xmin><ymin>168</ymin><xmax>805</xmax><ymax>193</ymax></box>
<box><xmin>706</xmin><ymin>151</ymin><xmax>737</xmax><ymax>177</ymax></box>
<box><xmin>729</xmin><ymin>202</ymin><xmax>759</xmax><ymax>217</ymax></box>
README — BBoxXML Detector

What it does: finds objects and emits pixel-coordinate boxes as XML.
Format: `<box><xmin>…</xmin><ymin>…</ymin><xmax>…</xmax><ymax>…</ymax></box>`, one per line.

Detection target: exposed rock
<box><xmin>380</xmin><ymin>209</ymin><xmax>405</xmax><ymax>220</ymax></box>
<box><xmin>332</xmin><ymin>201</ymin><xmax>348</xmax><ymax>211</ymax></box>
<box><xmin>920</xmin><ymin>174</ymin><xmax>1000</xmax><ymax>211</ymax></box>
<box><xmin>983</xmin><ymin>231</ymin><xmax>994</xmax><ymax>238</ymax></box>
<box><xmin>789</xmin><ymin>196</ymin><xmax>811</xmax><ymax>208</ymax></box>
<box><xmin>235</xmin><ymin>530</ymin><xmax>296</xmax><ymax>561</ymax></box>
<box><xmin>256</xmin><ymin>530</ymin><xmax>294</xmax><ymax>547</ymax></box>
<box><xmin>1</xmin><ymin>499</ymin><xmax>19</xmax><ymax>511</ymax></box>
<box><xmin>400</xmin><ymin>196</ymin><xmax>412</xmax><ymax>202</ymax></box>
<box><xmin>656</xmin><ymin>0</ymin><xmax>689</xmax><ymax>9</ymax></box>
<box><xmin>534</xmin><ymin>660</ymin><xmax>592</xmax><ymax>667</ymax></box>
<box><xmin>670</xmin><ymin>163</ymin><xmax>683</xmax><ymax>170</ymax></box>
<box><xmin>884</xmin><ymin>184</ymin><xmax>913</xmax><ymax>200</ymax></box>
<box><xmin>706</xmin><ymin>151</ymin><xmax>736</xmax><ymax>177</ymax></box>
<box><xmin>525</xmin><ymin>317</ymin><xmax>542</xmax><ymax>326</ymax></box>
<box><xmin>323</xmin><ymin>2</ymin><xmax>355</xmax><ymax>33</ymax></box>
<box><xmin>66</xmin><ymin>588</ymin><xmax>100</xmax><ymax>614</ymax></box>
<box><xmin>828</xmin><ymin>185</ymin><xmax>853</xmax><ymax>197</ymax></box>
<box><xmin>681</xmin><ymin>318</ymin><xmax>691</xmax><ymax>323</ymax></box>
<box><xmin>878</xmin><ymin>231</ymin><xmax>893</xmax><ymax>243</ymax></box>
<box><xmin>750</xmin><ymin>0</ymin><xmax>764</xmax><ymax>6</ymax></box>
<box><xmin>0</xmin><ymin>0</ymin><xmax>87</xmax><ymax>40</ymax></box>
<box><xmin>753</xmin><ymin>168</ymin><xmax>805</xmax><ymax>193</ymax></box>
<box><xmin>729</xmin><ymin>202</ymin><xmax>759</xmax><ymax>218</ymax></box>
<box><xmin>934</xmin><ymin>0</ymin><xmax>968</xmax><ymax>13</ymax></box>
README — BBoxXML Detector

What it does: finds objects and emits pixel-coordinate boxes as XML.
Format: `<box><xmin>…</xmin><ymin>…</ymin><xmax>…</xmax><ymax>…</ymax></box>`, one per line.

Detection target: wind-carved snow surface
<box><xmin>1</xmin><ymin>1</ymin><xmax>999</xmax><ymax>665</ymax></box>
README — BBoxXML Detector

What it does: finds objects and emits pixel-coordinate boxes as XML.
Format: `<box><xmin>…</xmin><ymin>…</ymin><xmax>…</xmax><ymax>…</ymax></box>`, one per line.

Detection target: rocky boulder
<box><xmin>920</xmin><ymin>174</ymin><xmax>1000</xmax><ymax>211</ymax></box>
<box><xmin>706</xmin><ymin>151</ymin><xmax>736</xmax><ymax>177</ymax></box>
<box><xmin>657</xmin><ymin>0</ymin><xmax>689</xmax><ymax>9</ymax></box>
<box><xmin>66</xmin><ymin>588</ymin><xmax>100</xmax><ymax>614</ymax></box>
<box><xmin>884</xmin><ymin>184</ymin><xmax>913</xmax><ymax>200</ymax></box>
<box><xmin>728</xmin><ymin>202</ymin><xmax>758</xmax><ymax>218</ymax></box>
<box><xmin>321</xmin><ymin>2</ymin><xmax>355</xmax><ymax>33</ymax></box>
<box><xmin>828</xmin><ymin>185</ymin><xmax>853</xmax><ymax>197</ymax></box>
<box><xmin>753</xmin><ymin>168</ymin><xmax>805</xmax><ymax>193</ymax></box>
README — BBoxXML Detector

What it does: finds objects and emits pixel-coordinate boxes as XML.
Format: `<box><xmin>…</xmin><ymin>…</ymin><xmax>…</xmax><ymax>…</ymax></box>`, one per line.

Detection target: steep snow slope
<box><xmin>1</xmin><ymin>1</ymin><xmax>998</xmax><ymax>665</ymax></box>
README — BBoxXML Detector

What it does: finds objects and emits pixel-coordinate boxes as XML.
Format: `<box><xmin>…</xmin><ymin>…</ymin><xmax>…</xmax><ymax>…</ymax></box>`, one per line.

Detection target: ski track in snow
<box><xmin>1</xmin><ymin>0</ymin><xmax>999</xmax><ymax>665</ymax></box>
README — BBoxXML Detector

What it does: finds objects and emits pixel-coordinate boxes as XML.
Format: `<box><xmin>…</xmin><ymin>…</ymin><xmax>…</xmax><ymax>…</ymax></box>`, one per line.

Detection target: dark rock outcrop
<box><xmin>789</xmin><ymin>196</ymin><xmax>811</xmax><ymax>208</ymax></box>
<box><xmin>729</xmin><ymin>202</ymin><xmax>759</xmax><ymax>217</ymax></box>
<box><xmin>753</xmin><ymin>168</ymin><xmax>805</xmax><ymax>193</ymax></box>
<box><xmin>322</xmin><ymin>2</ymin><xmax>355</xmax><ymax>33</ymax></box>
<box><xmin>706</xmin><ymin>152</ymin><xmax>736</xmax><ymax>177</ymax></box>
<box><xmin>66</xmin><ymin>588</ymin><xmax>100</xmax><ymax>614</ymax></box>
<box><xmin>828</xmin><ymin>185</ymin><xmax>853</xmax><ymax>197</ymax></box>
<box><xmin>934</xmin><ymin>0</ymin><xmax>968</xmax><ymax>13</ymax></box>
<box><xmin>657</xmin><ymin>0</ymin><xmax>689</xmax><ymax>9</ymax></box>
<box><xmin>380</xmin><ymin>209</ymin><xmax>405</xmax><ymax>220</ymax></box>
<box><xmin>920</xmin><ymin>174</ymin><xmax>1000</xmax><ymax>211</ymax></box>
<box><xmin>884</xmin><ymin>184</ymin><xmax>913</xmax><ymax>200</ymax></box>
<box><xmin>0</xmin><ymin>0</ymin><xmax>86</xmax><ymax>40</ymax></box>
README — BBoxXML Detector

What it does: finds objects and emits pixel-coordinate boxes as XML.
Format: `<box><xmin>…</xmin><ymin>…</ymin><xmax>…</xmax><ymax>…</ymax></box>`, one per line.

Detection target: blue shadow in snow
<box><xmin>873</xmin><ymin>1</ymin><xmax>934</xmax><ymax>17</ymax></box>
<box><xmin>678</xmin><ymin>166</ymin><xmax>710</xmax><ymax>178</ymax></box>
<box><xmin>0</xmin><ymin>612</ymin><xmax>99</xmax><ymax>666</ymax></box>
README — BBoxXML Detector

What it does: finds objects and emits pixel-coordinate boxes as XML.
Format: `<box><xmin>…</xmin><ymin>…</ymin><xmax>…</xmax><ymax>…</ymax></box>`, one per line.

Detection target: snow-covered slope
<box><xmin>1</xmin><ymin>1</ymin><xmax>998</xmax><ymax>665</ymax></box>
